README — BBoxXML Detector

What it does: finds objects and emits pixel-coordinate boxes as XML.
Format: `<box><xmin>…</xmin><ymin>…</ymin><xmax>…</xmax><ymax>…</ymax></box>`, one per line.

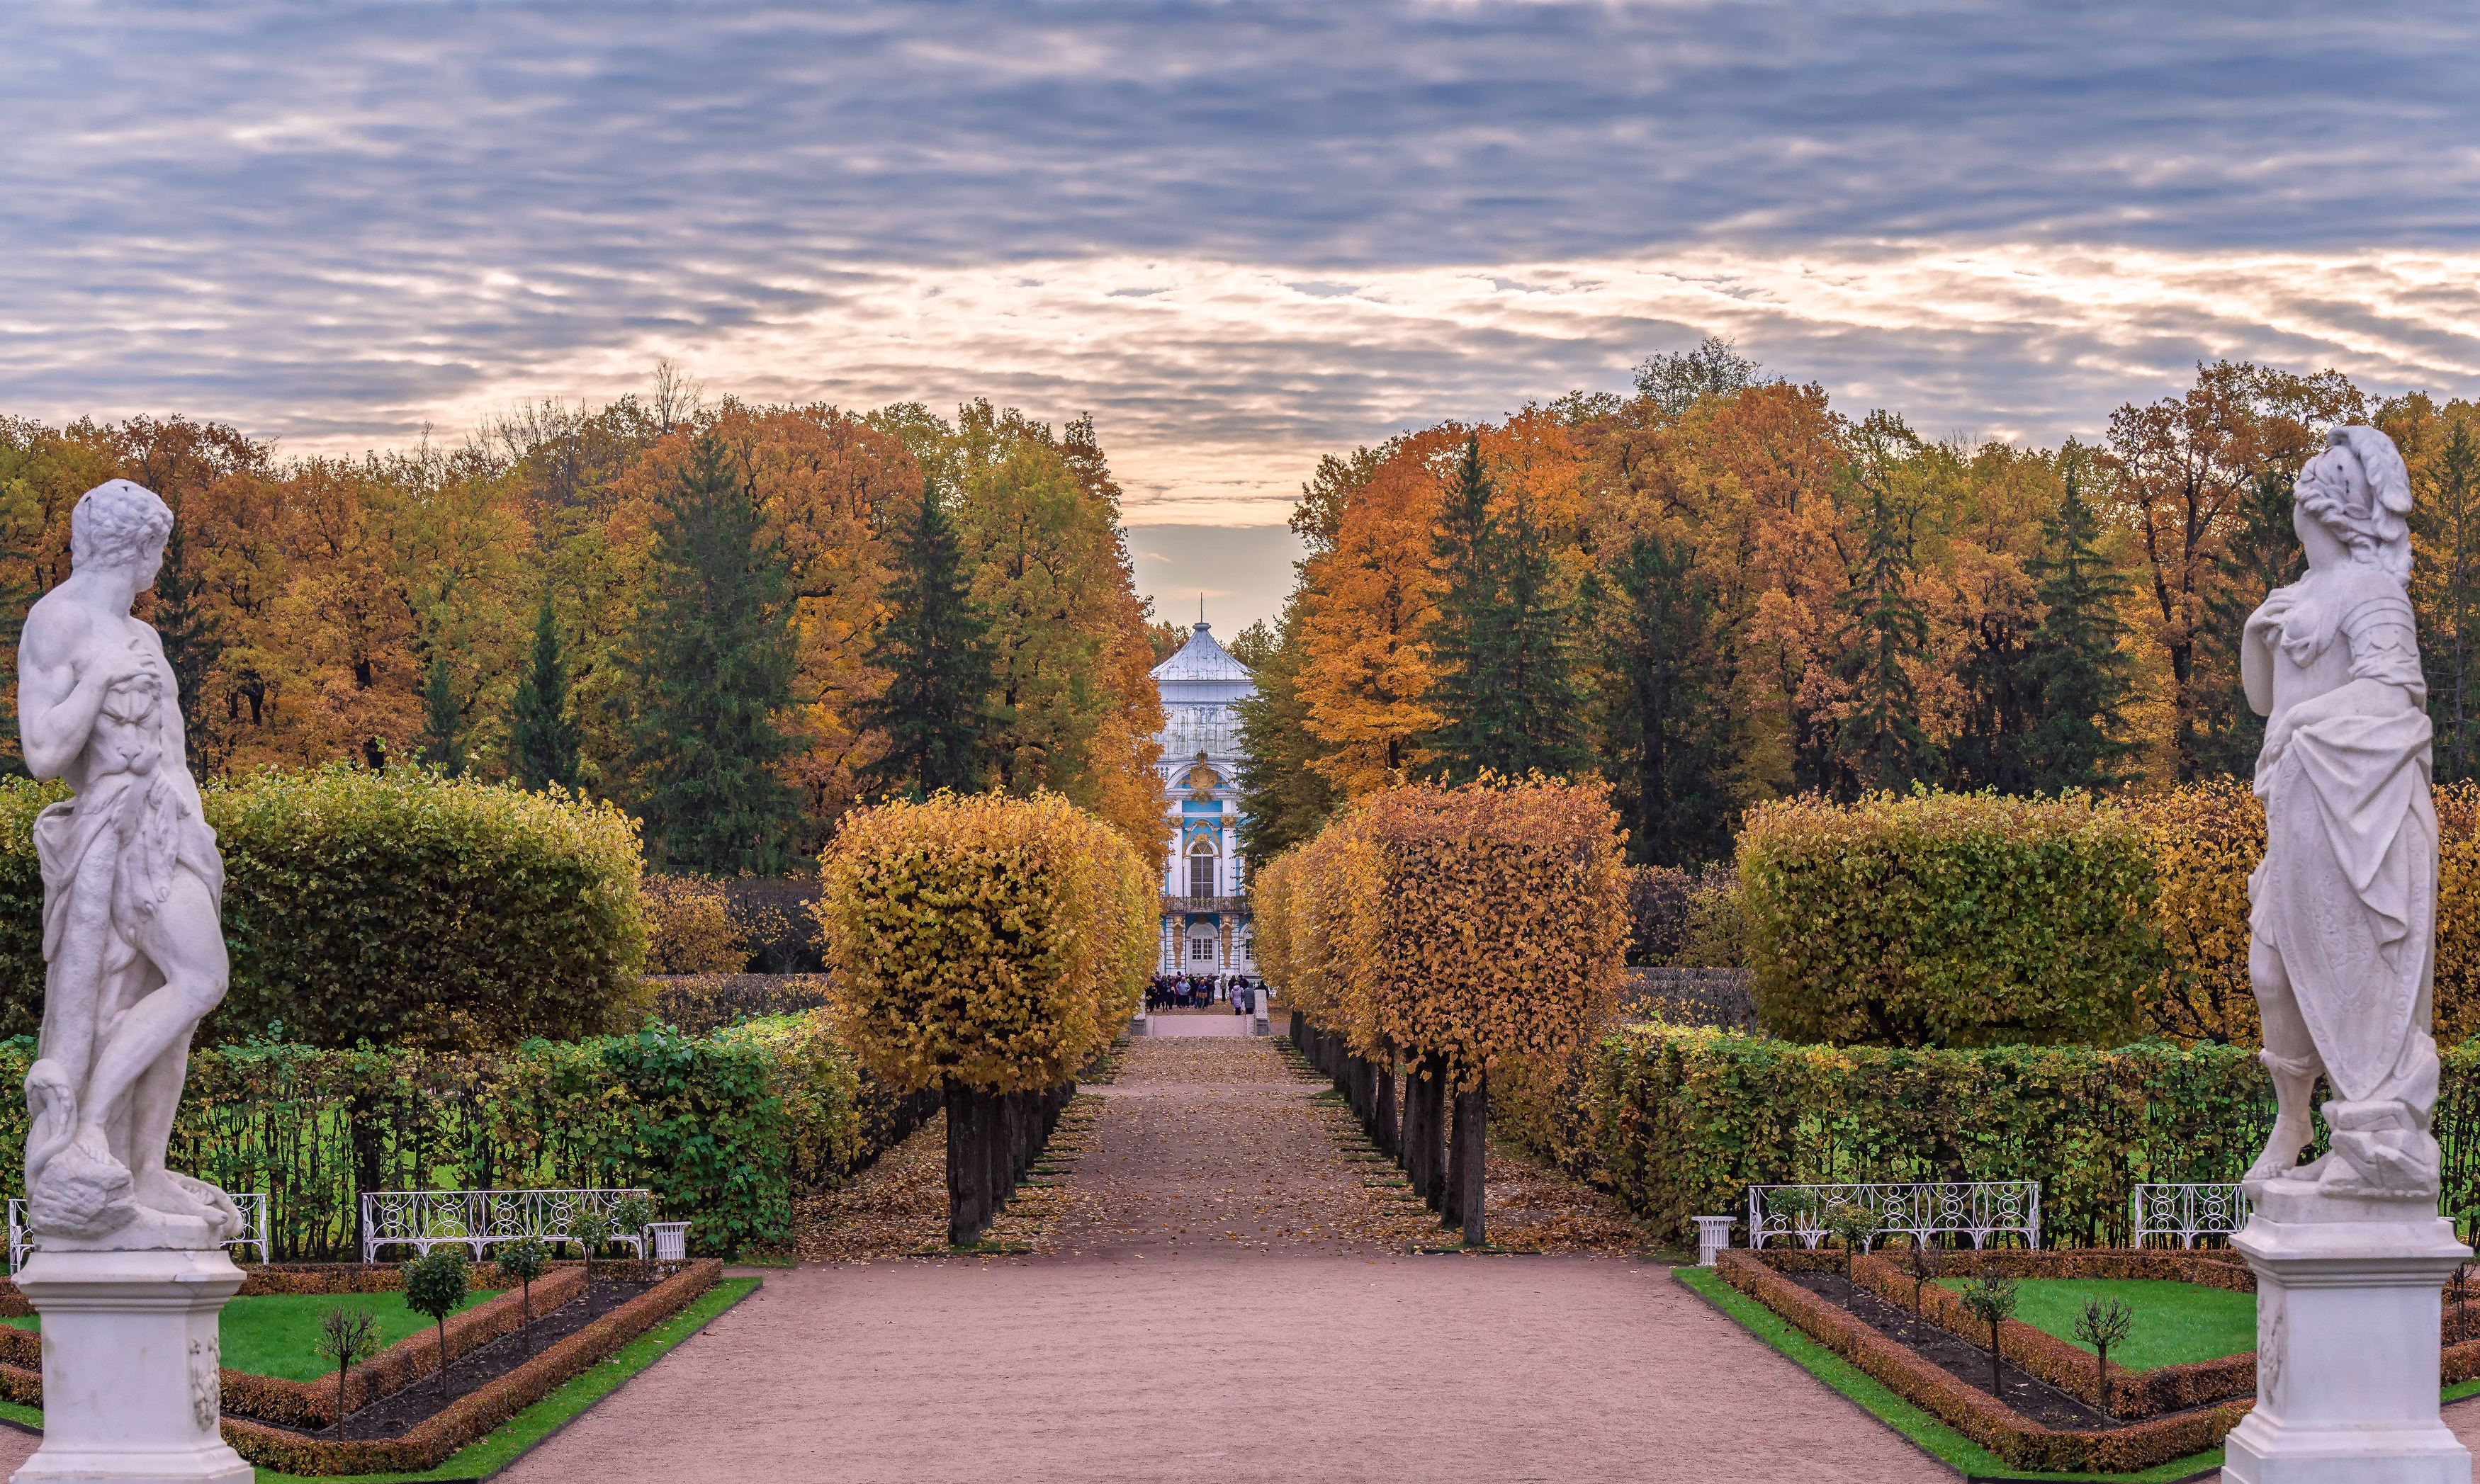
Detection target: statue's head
<box><xmin>70</xmin><ymin>479</ymin><xmax>174</xmax><ymax>579</ymax></box>
<box><xmin>2295</xmin><ymin>425</ymin><xmax>2413</xmax><ymax>583</ymax></box>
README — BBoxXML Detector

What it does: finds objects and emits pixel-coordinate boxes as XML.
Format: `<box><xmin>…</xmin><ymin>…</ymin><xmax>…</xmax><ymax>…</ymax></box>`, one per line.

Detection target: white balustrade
<box><xmin>1747</xmin><ymin>1181</ymin><xmax>2041</xmax><ymax>1252</ymax></box>
<box><xmin>1694</xmin><ymin>1214</ymin><xmax>1735</xmax><ymax>1266</ymax></box>
<box><xmin>2130</xmin><ymin>1182</ymin><xmax>2249</xmax><ymax>1249</ymax></box>
<box><xmin>360</xmin><ymin>1188</ymin><xmax>655</xmax><ymax>1264</ymax></box>
<box><xmin>10</xmin><ymin>1192</ymin><xmax>269</xmax><ymax>1271</ymax></box>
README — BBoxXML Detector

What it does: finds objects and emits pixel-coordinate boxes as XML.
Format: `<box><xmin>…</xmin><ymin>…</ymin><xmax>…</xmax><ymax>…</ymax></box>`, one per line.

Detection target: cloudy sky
<box><xmin>6</xmin><ymin>2</ymin><xmax>2477</xmax><ymax>627</ymax></box>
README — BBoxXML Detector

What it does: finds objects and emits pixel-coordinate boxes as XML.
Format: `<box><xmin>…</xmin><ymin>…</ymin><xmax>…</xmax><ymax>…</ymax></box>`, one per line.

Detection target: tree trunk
<box><xmin>1442</xmin><ymin>1080</ymin><xmax>1467</xmax><ymax>1228</ymax></box>
<box><xmin>1375</xmin><ymin>1061</ymin><xmax>1398</xmax><ymax>1158</ymax></box>
<box><xmin>1400</xmin><ymin>1061</ymin><xmax>1430</xmax><ymax>1199</ymax></box>
<box><xmin>1289</xmin><ymin>1009</ymin><xmax>1303</xmax><ymax>1045</ymax></box>
<box><xmin>1448</xmin><ymin>1078</ymin><xmax>1487</xmax><ymax>1243</ymax></box>
<box><xmin>1410</xmin><ymin>1062</ymin><xmax>1447</xmax><ymax>1209</ymax></box>
<box><xmin>947</xmin><ymin>1084</ymin><xmax>986</xmax><ymax>1246</ymax></box>
<box><xmin>1988</xmin><ymin>1320</ymin><xmax>2003</xmax><ymax>1398</ymax></box>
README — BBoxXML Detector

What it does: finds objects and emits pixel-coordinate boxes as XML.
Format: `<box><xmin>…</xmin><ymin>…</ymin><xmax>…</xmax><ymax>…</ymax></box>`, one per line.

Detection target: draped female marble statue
<box><xmin>2241</xmin><ymin>426</ymin><xmax>2440</xmax><ymax>1204</ymax></box>
<box><xmin>16</xmin><ymin>479</ymin><xmax>242</xmax><ymax>1249</ymax></box>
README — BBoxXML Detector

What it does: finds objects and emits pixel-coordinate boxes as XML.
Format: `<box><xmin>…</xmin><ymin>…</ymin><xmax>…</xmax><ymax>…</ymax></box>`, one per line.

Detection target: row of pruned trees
<box><xmin>1253</xmin><ymin>776</ymin><xmax>1629</xmax><ymax>1246</ymax></box>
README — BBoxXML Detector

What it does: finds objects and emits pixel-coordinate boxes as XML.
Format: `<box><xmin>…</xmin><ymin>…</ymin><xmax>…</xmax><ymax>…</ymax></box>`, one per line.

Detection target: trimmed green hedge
<box><xmin>1740</xmin><ymin>790</ymin><xmax>2160</xmax><ymax>1048</ymax></box>
<box><xmin>1494</xmin><ymin>1026</ymin><xmax>2271</xmax><ymax>1247</ymax></box>
<box><xmin>0</xmin><ymin>1011</ymin><xmax>926</xmax><ymax>1259</ymax></box>
<box><xmin>0</xmin><ymin>766</ymin><xmax>650</xmax><ymax>1049</ymax></box>
<box><xmin>1499</xmin><ymin>1027</ymin><xmax>2480</xmax><ymax>1247</ymax></box>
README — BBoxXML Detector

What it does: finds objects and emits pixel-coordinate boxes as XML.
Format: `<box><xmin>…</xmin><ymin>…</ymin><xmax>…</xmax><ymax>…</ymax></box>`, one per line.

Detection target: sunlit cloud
<box><xmin>2</xmin><ymin>3</ymin><xmax>2475</xmax><ymax>525</ymax></box>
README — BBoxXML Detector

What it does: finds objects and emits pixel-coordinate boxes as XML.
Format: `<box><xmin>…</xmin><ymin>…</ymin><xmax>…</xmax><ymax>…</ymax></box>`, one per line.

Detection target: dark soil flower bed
<box><xmin>289</xmin><ymin>1280</ymin><xmax>653</xmax><ymax>1442</ymax></box>
<box><xmin>1715</xmin><ymin>1250</ymin><xmax>2250</xmax><ymax>1473</ymax></box>
<box><xmin>1782</xmin><ymin>1271</ymin><xmax>2137</xmax><ymax>1431</ymax></box>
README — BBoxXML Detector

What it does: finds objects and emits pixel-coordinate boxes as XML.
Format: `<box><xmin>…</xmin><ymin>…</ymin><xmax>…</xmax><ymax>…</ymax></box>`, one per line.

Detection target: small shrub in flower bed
<box><xmin>222</xmin><ymin>1260</ymin><xmax>722</xmax><ymax>1476</ymax></box>
<box><xmin>1715</xmin><ymin>1250</ymin><xmax>2250</xmax><ymax>1473</ymax></box>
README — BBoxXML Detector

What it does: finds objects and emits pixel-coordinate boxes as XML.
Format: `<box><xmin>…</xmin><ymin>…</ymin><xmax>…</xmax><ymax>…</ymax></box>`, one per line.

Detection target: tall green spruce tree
<box><xmin>632</xmin><ymin>429</ymin><xmax>801</xmax><ymax>872</ymax></box>
<box><xmin>2018</xmin><ymin>465</ymin><xmax>2139</xmax><ymax>791</ymax></box>
<box><xmin>1233</xmin><ymin>590</ymin><xmax>1341</xmax><ymax>860</ymax></box>
<box><xmin>1833</xmin><ymin>474</ymin><xmax>1933</xmax><ymax>793</ymax></box>
<box><xmin>417</xmin><ymin>646</ymin><xmax>465</xmax><ymax>777</ymax></box>
<box><xmin>2191</xmin><ymin>469</ymin><xmax>2304</xmax><ymax>777</ymax></box>
<box><xmin>855</xmin><ymin>480</ymin><xmax>998</xmax><ymax>798</ymax></box>
<box><xmin>509</xmin><ymin>585</ymin><xmax>581</xmax><ymax>790</ymax></box>
<box><xmin>1595</xmin><ymin>531</ymin><xmax>1732</xmax><ymax>864</ymax></box>
<box><xmin>1425</xmin><ymin>436</ymin><xmax>1584</xmax><ymax>783</ymax></box>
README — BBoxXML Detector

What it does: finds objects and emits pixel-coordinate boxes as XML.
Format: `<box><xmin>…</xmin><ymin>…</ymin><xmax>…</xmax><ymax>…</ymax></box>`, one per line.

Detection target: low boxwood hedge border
<box><xmin>1673</xmin><ymin>1265</ymin><xmax>2224</xmax><ymax>1483</ymax></box>
<box><xmin>1715</xmin><ymin>1250</ymin><xmax>2248</xmax><ymax>1473</ymax></box>
<box><xmin>222</xmin><ymin>1259</ymin><xmax>725</xmax><ymax>1475</ymax></box>
<box><xmin>250</xmin><ymin>1275</ymin><xmax>760</xmax><ymax>1484</ymax></box>
<box><xmin>1835</xmin><ymin>1252</ymin><xmax>2253</xmax><ymax>1419</ymax></box>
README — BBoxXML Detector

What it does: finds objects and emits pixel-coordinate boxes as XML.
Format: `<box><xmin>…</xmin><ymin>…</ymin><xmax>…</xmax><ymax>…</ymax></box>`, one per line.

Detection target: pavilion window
<box><xmin>1188</xmin><ymin>853</ymin><xmax>1218</xmax><ymax>899</ymax></box>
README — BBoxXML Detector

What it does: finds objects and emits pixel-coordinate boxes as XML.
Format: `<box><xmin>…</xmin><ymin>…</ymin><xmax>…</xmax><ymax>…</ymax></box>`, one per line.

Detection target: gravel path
<box><xmin>496</xmin><ymin>1255</ymin><xmax>1955</xmax><ymax>1484</ymax></box>
<box><xmin>1052</xmin><ymin>1035</ymin><xmax>1438</xmax><ymax>1255</ymax></box>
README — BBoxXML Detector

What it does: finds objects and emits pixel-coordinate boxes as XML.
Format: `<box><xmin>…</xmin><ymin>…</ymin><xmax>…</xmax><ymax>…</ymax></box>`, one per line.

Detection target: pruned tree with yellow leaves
<box><xmin>818</xmin><ymin>791</ymin><xmax>1152</xmax><ymax>1245</ymax></box>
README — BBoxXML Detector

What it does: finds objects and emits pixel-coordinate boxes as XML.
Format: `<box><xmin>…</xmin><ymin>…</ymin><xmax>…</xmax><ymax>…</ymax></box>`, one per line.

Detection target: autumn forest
<box><xmin>7</xmin><ymin>345</ymin><xmax>2477</xmax><ymax>879</ymax></box>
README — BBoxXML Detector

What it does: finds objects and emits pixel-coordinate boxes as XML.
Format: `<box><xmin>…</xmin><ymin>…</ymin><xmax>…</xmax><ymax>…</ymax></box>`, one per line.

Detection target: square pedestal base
<box><xmin>10</xmin><ymin>1248</ymin><xmax>254</xmax><ymax>1484</ymax></box>
<box><xmin>2222</xmin><ymin>1214</ymin><xmax>2473</xmax><ymax>1484</ymax></box>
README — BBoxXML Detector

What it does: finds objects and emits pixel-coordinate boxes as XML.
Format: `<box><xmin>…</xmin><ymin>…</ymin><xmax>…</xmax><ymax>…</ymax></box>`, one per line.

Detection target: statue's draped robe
<box><xmin>2250</xmin><ymin>563</ymin><xmax>2435</xmax><ymax>1112</ymax></box>
<box><xmin>33</xmin><ymin>772</ymin><xmax>222</xmax><ymax>1114</ymax></box>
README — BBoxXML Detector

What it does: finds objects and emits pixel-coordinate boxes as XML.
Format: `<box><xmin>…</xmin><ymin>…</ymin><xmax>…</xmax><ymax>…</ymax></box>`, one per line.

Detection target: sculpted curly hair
<box><xmin>69</xmin><ymin>480</ymin><xmax>175</xmax><ymax>571</ymax></box>
<box><xmin>2298</xmin><ymin>426</ymin><xmax>2414</xmax><ymax>584</ymax></box>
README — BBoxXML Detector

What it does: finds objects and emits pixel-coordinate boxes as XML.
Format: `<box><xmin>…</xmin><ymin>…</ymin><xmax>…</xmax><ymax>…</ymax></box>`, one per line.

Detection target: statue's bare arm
<box><xmin>2242</xmin><ymin>611</ymin><xmax>2278</xmax><ymax>718</ymax></box>
<box><xmin>16</xmin><ymin>601</ymin><xmax>121</xmax><ymax>782</ymax></box>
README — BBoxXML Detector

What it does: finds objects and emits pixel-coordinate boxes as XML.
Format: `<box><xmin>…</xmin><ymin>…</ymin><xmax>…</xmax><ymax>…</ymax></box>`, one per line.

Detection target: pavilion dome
<box><xmin>1151</xmin><ymin>623</ymin><xmax>1253</xmax><ymax>761</ymax></box>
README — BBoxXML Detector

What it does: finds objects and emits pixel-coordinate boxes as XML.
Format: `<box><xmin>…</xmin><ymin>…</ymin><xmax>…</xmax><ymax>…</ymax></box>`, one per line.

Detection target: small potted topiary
<box><xmin>402</xmin><ymin>1249</ymin><xmax>472</xmax><ymax>1398</ymax></box>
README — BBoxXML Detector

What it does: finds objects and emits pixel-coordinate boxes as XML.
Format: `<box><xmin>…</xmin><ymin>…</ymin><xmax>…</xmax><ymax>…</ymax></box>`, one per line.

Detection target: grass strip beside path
<box><xmin>1670</xmin><ymin>1267</ymin><xmax>2223</xmax><ymax>1484</ymax></box>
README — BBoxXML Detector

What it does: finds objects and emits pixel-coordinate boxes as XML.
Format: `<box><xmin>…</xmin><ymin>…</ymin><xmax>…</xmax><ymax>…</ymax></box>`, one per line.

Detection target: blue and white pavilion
<box><xmin>1150</xmin><ymin>622</ymin><xmax>1256</xmax><ymax>974</ymax></box>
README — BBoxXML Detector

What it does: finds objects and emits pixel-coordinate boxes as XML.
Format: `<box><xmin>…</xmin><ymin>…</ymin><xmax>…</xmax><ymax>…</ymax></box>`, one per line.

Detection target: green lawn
<box><xmin>7</xmin><ymin>1290</ymin><xmax>501</xmax><ymax>1381</ymax></box>
<box><xmin>1937</xmin><ymin>1276</ymin><xmax>2255</xmax><ymax>1371</ymax></box>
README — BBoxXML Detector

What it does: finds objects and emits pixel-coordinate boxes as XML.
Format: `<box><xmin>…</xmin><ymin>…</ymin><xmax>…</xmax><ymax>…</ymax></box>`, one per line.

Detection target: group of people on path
<box><xmin>1146</xmin><ymin>973</ymin><xmax>1260</xmax><ymax>1016</ymax></box>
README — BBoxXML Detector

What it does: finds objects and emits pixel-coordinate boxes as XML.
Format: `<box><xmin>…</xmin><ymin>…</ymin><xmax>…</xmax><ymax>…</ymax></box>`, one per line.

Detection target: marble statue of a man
<box><xmin>2241</xmin><ymin>425</ymin><xmax>2440</xmax><ymax>1204</ymax></box>
<box><xmin>16</xmin><ymin>479</ymin><xmax>242</xmax><ymax>1250</ymax></box>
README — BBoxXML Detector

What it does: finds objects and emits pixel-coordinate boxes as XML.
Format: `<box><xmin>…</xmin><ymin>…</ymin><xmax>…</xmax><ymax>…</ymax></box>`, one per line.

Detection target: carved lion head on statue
<box><xmin>2296</xmin><ymin>425</ymin><xmax>2414</xmax><ymax>584</ymax></box>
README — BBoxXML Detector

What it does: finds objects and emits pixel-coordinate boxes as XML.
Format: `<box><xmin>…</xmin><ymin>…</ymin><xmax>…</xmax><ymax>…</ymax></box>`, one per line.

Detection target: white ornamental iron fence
<box><xmin>11</xmin><ymin>1191</ymin><xmax>271</xmax><ymax>1273</ymax></box>
<box><xmin>2130</xmin><ymin>1182</ymin><xmax>2250</xmax><ymax>1250</ymax></box>
<box><xmin>1747</xmin><ymin>1181</ymin><xmax>2041</xmax><ymax>1253</ymax></box>
<box><xmin>361</xmin><ymin>1188</ymin><xmax>654</xmax><ymax>1264</ymax></box>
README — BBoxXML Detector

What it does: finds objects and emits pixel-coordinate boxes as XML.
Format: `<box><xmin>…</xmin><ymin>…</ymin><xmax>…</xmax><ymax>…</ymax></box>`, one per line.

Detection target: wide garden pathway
<box><xmin>500</xmin><ymin>1033</ymin><xmax>1946</xmax><ymax>1483</ymax></box>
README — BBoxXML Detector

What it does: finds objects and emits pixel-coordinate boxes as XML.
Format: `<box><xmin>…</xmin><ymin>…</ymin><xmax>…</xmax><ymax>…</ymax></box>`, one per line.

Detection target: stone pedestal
<box><xmin>11</xmin><ymin>1248</ymin><xmax>254</xmax><ymax>1484</ymax></box>
<box><xmin>2223</xmin><ymin>1202</ymin><xmax>2471</xmax><ymax>1484</ymax></box>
